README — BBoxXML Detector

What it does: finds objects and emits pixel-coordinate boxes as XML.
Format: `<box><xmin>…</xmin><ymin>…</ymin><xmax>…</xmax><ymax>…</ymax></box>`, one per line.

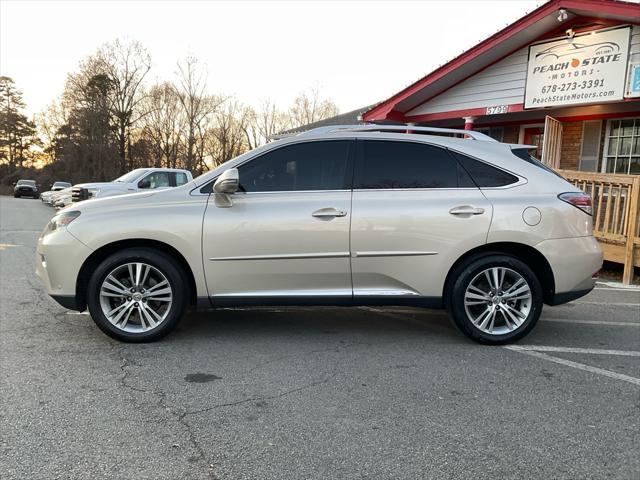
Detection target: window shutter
<box><xmin>579</xmin><ymin>120</ymin><xmax>602</xmax><ymax>172</ymax></box>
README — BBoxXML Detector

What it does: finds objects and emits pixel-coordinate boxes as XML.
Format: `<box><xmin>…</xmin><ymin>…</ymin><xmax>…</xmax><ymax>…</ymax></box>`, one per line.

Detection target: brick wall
<box><xmin>559</xmin><ymin>121</ymin><xmax>583</xmax><ymax>170</ymax></box>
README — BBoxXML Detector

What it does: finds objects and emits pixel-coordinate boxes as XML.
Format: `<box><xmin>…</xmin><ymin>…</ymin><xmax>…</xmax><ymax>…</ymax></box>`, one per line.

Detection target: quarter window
<box><xmin>452</xmin><ymin>152</ymin><xmax>519</xmax><ymax>187</ymax></box>
<box><xmin>237</xmin><ymin>140</ymin><xmax>352</xmax><ymax>192</ymax></box>
<box><xmin>355</xmin><ymin>140</ymin><xmax>459</xmax><ymax>189</ymax></box>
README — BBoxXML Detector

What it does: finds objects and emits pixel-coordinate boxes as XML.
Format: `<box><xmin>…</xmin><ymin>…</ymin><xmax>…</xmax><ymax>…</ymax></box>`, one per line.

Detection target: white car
<box><xmin>36</xmin><ymin>125</ymin><xmax>602</xmax><ymax>344</ymax></box>
<box><xmin>51</xmin><ymin>187</ymin><xmax>73</xmax><ymax>209</ymax></box>
<box><xmin>41</xmin><ymin>182</ymin><xmax>72</xmax><ymax>204</ymax></box>
<box><xmin>72</xmin><ymin>168</ymin><xmax>192</xmax><ymax>202</ymax></box>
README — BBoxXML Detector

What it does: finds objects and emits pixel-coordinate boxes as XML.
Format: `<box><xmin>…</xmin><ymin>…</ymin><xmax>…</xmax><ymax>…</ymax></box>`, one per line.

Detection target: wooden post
<box><xmin>622</xmin><ymin>176</ymin><xmax>640</xmax><ymax>284</ymax></box>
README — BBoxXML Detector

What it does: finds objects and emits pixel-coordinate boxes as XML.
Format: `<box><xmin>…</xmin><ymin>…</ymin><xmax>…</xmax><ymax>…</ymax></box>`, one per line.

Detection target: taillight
<box><xmin>558</xmin><ymin>192</ymin><xmax>593</xmax><ymax>215</ymax></box>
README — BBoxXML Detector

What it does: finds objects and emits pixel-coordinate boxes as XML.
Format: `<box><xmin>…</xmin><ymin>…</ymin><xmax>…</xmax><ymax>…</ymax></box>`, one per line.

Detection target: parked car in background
<box><xmin>36</xmin><ymin>125</ymin><xmax>602</xmax><ymax>345</ymax></box>
<box><xmin>52</xmin><ymin>187</ymin><xmax>72</xmax><ymax>209</ymax></box>
<box><xmin>41</xmin><ymin>182</ymin><xmax>72</xmax><ymax>204</ymax></box>
<box><xmin>71</xmin><ymin>168</ymin><xmax>192</xmax><ymax>203</ymax></box>
<box><xmin>14</xmin><ymin>180</ymin><xmax>39</xmax><ymax>198</ymax></box>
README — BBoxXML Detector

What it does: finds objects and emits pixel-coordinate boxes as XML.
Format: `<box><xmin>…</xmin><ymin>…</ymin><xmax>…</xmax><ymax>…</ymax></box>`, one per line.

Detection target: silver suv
<box><xmin>36</xmin><ymin>125</ymin><xmax>602</xmax><ymax>344</ymax></box>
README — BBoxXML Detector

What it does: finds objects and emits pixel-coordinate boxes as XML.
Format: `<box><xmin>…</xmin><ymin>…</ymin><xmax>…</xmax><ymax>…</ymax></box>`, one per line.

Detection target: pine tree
<box><xmin>0</xmin><ymin>76</ymin><xmax>37</xmax><ymax>169</ymax></box>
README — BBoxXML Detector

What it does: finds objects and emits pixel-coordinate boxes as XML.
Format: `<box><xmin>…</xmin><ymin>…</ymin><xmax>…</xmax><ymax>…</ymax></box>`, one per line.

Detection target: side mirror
<box><xmin>213</xmin><ymin>168</ymin><xmax>239</xmax><ymax>194</ymax></box>
<box><xmin>138</xmin><ymin>179</ymin><xmax>151</xmax><ymax>189</ymax></box>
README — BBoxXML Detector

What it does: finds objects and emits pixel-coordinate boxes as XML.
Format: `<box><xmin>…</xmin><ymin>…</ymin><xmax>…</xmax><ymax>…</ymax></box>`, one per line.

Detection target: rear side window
<box><xmin>175</xmin><ymin>172</ymin><xmax>189</xmax><ymax>186</ymax></box>
<box><xmin>452</xmin><ymin>151</ymin><xmax>519</xmax><ymax>187</ymax></box>
<box><xmin>355</xmin><ymin>140</ymin><xmax>459</xmax><ymax>189</ymax></box>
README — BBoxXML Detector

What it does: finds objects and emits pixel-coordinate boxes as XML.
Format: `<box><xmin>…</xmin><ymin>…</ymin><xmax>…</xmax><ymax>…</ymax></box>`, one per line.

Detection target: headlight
<box><xmin>88</xmin><ymin>188</ymin><xmax>100</xmax><ymax>198</ymax></box>
<box><xmin>44</xmin><ymin>210</ymin><xmax>81</xmax><ymax>234</ymax></box>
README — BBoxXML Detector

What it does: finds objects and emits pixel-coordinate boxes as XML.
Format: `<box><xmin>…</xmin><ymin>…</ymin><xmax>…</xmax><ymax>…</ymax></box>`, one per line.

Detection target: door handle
<box><xmin>312</xmin><ymin>208</ymin><xmax>347</xmax><ymax>218</ymax></box>
<box><xmin>449</xmin><ymin>205</ymin><xmax>485</xmax><ymax>215</ymax></box>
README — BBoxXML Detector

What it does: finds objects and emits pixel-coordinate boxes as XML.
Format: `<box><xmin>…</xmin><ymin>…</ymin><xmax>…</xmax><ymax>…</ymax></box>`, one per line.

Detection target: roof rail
<box><xmin>296</xmin><ymin>124</ymin><xmax>498</xmax><ymax>142</ymax></box>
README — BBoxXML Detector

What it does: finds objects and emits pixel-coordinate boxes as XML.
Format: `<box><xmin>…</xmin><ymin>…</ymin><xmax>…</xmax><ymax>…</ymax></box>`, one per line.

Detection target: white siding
<box><xmin>408</xmin><ymin>25</ymin><xmax>640</xmax><ymax>116</ymax></box>
<box><xmin>406</xmin><ymin>47</ymin><xmax>529</xmax><ymax>116</ymax></box>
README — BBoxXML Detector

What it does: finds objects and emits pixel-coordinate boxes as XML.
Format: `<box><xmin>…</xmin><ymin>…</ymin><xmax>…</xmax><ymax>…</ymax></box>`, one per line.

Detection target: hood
<box><xmin>73</xmin><ymin>182</ymin><xmax>121</xmax><ymax>189</ymax></box>
<box><xmin>60</xmin><ymin>189</ymin><xmax>157</xmax><ymax>214</ymax></box>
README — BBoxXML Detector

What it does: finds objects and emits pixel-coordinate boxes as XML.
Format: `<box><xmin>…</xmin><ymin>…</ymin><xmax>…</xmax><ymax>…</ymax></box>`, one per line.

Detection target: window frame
<box><xmin>354</xmin><ymin>139</ymin><xmax>466</xmax><ymax>191</ymax></box>
<box><xmin>199</xmin><ymin>139</ymin><xmax>356</xmax><ymax>195</ymax></box>
<box><xmin>601</xmin><ymin>117</ymin><xmax>640</xmax><ymax>175</ymax></box>
<box><xmin>353</xmin><ymin>139</ymin><xmax>521</xmax><ymax>191</ymax></box>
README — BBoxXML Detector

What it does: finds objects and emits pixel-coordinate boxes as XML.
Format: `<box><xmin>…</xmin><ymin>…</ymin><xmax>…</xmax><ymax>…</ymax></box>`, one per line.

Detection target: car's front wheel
<box><xmin>87</xmin><ymin>248</ymin><xmax>188</xmax><ymax>342</ymax></box>
<box><xmin>447</xmin><ymin>254</ymin><xmax>543</xmax><ymax>344</ymax></box>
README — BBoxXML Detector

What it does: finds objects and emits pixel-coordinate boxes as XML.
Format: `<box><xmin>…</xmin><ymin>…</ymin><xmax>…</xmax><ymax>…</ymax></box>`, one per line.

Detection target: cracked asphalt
<box><xmin>1</xmin><ymin>196</ymin><xmax>639</xmax><ymax>480</ymax></box>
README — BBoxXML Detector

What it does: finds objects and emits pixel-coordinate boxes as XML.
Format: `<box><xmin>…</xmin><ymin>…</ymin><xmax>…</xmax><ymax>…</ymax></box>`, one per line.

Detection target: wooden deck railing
<box><xmin>557</xmin><ymin>169</ymin><xmax>640</xmax><ymax>284</ymax></box>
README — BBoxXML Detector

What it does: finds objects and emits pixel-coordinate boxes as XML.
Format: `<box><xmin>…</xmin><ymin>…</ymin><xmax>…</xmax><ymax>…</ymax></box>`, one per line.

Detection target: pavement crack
<box><xmin>113</xmin><ymin>343</ymin><xmax>218</xmax><ymax>478</ymax></box>
<box><xmin>182</xmin><ymin>372</ymin><xmax>338</xmax><ymax>418</ymax></box>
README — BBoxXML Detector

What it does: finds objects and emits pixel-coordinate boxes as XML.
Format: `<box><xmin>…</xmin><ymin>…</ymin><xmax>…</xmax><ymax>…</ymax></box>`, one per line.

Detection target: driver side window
<box><xmin>237</xmin><ymin>140</ymin><xmax>352</xmax><ymax>192</ymax></box>
<box><xmin>140</xmin><ymin>171</ymin><xmax>170</xmax><ymax>189</ymax></box>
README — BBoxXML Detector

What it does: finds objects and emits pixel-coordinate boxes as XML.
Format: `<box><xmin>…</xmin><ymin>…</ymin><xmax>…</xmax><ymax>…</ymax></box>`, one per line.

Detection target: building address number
<box><xmin>486</xmin><ymin>105</ymin><xmax>508</xmax><ymax>115</ymax></box>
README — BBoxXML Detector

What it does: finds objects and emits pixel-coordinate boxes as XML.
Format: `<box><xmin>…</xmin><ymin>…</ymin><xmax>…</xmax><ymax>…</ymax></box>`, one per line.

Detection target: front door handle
<box><xmin>449</xmin><ymin>205</ymin><xmax>485</xmax><ymax>215</ymax></box>
<box><xmin>312</xmin><ymin>208</ymin><xmax>347</xmax><ymax>218</ymax></box>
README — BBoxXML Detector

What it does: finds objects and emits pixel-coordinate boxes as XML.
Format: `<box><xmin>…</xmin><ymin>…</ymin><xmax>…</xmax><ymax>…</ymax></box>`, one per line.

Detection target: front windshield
<box><xmin>113</xmin><ymin>169</ymin><xmax>149</xmax><ymax>183</ymax></box>
<box><xmin>17</xmin><ymin>180</ymin><xmax>36</xmax><ymax>186</ymax></box>
<box><xmin>53</xmin><ymin>182</ymin><xmax>71</xmax><ymax>188</ymax></box>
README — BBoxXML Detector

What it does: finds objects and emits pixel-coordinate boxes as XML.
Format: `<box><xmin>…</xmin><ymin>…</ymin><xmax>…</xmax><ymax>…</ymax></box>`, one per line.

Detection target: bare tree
<box><xmin>175</xmin><ymin>57</ymin><xmax>223</xmax><ymax>172</ymax></box>
<box><xmin>206</xmin><ymin>99</ymin><xmax>249</xmax><ymax>168</ymax></box>
<box><xmin>289</xmin><ymin>88</ymin><xmax>339</xmax><ymax>129</ymax></box>
<box><xmin>140</xmin><ymin>82</ymin><xmax>184</xmax><ymax>168</ymax></box>
<box><xmin>244</xmin><ymin>100</ymin><xmax>290</xmax><ymax>149</ymax></box>
<box><xmin>96</xmin><ymin>39</ymin><xmax>151</xmax><ymax>173</ymax></box>
<box><xmin>34</xmin><ymin>100</ymin><xmax>67</xmax><ymax>165</ymax></box>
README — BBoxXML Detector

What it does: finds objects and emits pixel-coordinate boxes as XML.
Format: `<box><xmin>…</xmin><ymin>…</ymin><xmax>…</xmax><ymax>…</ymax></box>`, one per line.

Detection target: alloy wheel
<box><xmin>463</xmin><ymin>267</ymin><xmax>532</xmax><ymax>335</ymax></box>
<box><xmin>98</xmin><ymin>262</ymin><xmax>173</xmax><ymax>333</ymax></box>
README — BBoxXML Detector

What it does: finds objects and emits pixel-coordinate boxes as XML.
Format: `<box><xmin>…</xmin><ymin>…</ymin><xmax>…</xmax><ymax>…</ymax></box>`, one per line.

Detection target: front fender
<box><xmin>67</xmin><ymin>196</ymin><xmax>209</xmax><ymax>297</ymax></box>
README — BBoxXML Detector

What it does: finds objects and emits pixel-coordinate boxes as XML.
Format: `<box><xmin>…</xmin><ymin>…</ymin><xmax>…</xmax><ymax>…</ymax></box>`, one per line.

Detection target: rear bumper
<box><xmin>536</xmin><ymin>235</ymin><xmax>602</xmax><ymax>303</ymax></box>
<box><xmin>548</xmin><ymin>287</ymin><xmax>594</xmax><ymax>306</ymax></box>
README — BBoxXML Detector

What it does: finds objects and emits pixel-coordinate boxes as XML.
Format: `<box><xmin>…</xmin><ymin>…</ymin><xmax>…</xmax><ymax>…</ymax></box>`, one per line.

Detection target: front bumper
<box><xmin>36</xmin><ymin>227</ymin><xmax>93</xmax><ymax>309</ymax></box>
<box><xmin>536</xmin><ymin>235</ymin><xmax>602</xmax><ymax>304</ymax></box>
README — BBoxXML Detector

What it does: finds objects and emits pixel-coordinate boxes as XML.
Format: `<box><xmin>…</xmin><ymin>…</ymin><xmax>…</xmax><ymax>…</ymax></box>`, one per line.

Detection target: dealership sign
<box><xmin>524</xmin><ymin>27</ymin><xmax>631</xmax><ymax>109</ymax></box>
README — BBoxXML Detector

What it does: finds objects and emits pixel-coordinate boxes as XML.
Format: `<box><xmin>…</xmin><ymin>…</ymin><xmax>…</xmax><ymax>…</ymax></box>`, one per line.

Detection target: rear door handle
<box><xmin>449</xmin><ymin>205</ymin><xmax>485</xmax><ymax>215</ymax></box>
<box><xmin>312</xmin><ymin>208</ymin><xmax>347</xmax><ymax>218</ymax></box>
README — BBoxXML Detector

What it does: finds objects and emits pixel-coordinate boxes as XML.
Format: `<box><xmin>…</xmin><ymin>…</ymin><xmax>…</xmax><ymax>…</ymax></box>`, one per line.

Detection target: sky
<box><xmin>1</xmin><ymin>0</ymin><xmax>544</xmax><ymax>116</ymax></box>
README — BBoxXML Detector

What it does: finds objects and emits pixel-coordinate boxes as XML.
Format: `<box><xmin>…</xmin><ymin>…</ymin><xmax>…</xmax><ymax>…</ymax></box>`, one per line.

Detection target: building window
<box><xmin>603</xmin><ymin>118</ymin><xmax>640</xmax><ymax>175</ymax></box>
<box><xmin>475</xmin><ymin>127</ymin><xmax>504</xmax><ymax>142</ymax></box>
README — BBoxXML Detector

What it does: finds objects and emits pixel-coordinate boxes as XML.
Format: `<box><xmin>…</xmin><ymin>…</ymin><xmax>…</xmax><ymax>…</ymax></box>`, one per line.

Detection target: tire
<box><xmin>14</xmin><ymin>194</ymin><xmax>19</xmax><ymax>198</ymax></box>
<box><xmin>447</xmin><ymin>254</ymin><xmax>543</xmax><ymax>345</ymax></box>
<box><xmin>87</xmin><ymin>248</ymin><xmax>189</xmax><ymax>342</ymax></box>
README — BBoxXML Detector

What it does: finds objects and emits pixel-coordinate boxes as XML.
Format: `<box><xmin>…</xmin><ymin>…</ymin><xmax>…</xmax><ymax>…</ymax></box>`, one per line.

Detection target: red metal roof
<box><xmin>362</xmin><ymin>0</ymin><xmax>640</xmax><ymax>122</ymax></box>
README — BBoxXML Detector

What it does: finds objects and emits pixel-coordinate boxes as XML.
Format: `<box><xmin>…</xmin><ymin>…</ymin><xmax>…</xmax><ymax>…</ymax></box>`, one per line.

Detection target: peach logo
<box><xmin>571</xmin><ymin>58</ymin><xmax>580</xmax><ymax>68</ymax></box>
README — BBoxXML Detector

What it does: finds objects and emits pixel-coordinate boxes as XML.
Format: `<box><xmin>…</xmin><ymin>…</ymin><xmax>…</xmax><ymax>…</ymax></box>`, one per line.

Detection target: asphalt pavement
<box><xmin>1</xmin><ymin>196</ymin><xmax>639</xmax><ymax>480</ymax></box>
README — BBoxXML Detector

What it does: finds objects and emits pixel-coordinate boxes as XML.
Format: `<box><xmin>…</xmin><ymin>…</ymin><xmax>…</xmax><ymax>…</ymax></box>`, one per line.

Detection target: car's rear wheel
<box><xmin>87</xmin><ymin>248</ymin><xmax>188</xmax><ymax>342</ymax></box>
<box><xmin>447</xmin><ymin>254</ymin><xmax>543</xmax><ymax>344</ymax></box>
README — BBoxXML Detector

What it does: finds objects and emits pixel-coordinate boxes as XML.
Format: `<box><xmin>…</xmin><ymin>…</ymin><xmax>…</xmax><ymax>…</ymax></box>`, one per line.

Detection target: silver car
<box><xmin>36</xmin><ymin>125</ymin><xmax>602</xmax><ymax>344</ymax></box>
